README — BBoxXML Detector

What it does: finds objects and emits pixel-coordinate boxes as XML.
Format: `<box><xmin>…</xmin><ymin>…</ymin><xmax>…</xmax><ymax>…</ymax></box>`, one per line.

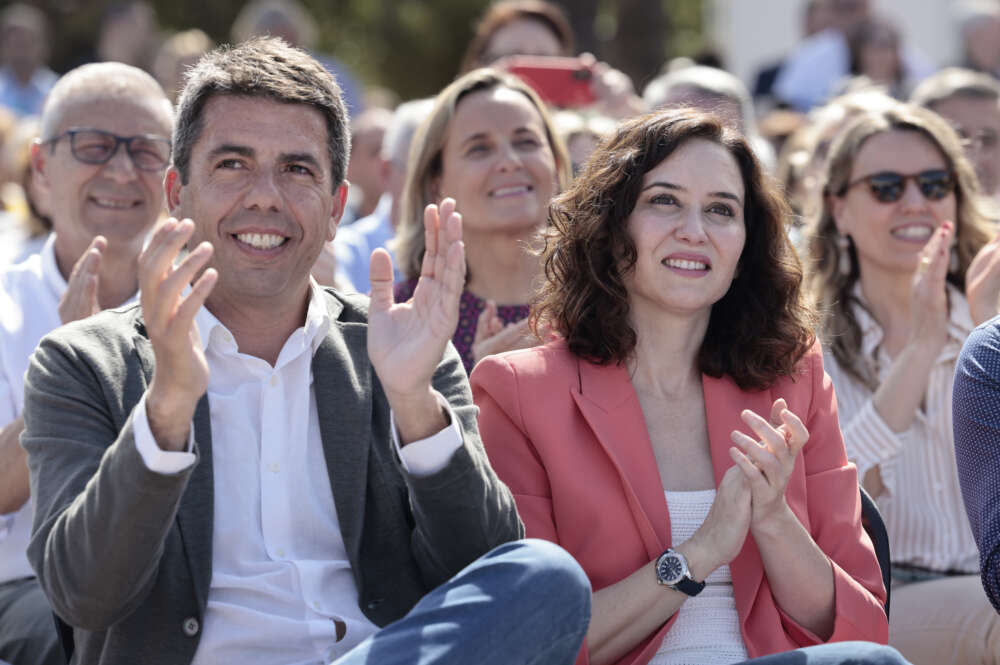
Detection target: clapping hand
<box><xmin>58</xmin><ymin>235</ymin><xmax>107</xmax><ymax>324</ymax></box>
<box><xmin>967</xmin><ymin>231</ymin><xmax>1000</xmax><ymax>326</ymax></box>
<box><xmin>367</xmin><ymin>199</ymin><xmax>465</xmax><ymax>441</ymax></box>
<box><xmin>140</xmin><ymin>218</ymin><xmax>217</xmax><ymax>451</ymax></box>
<box><xmin>909</xmin><ymin>221</ymin><xmax>952</xmax><ymax>352</ymax></box>
<box><xmin>729</xmin><ymin>398</ymin><xmax>809</xmax><ymax>535</ymax></box>
<box><xmin>471</xmin><ymin>301</ymin><xmax>537</xmax><ymax>366</ymax></box>
<box><xmin>682</xmin><ymin>464</ymin><xmax>752</xmax><ymax>578</ymax></box>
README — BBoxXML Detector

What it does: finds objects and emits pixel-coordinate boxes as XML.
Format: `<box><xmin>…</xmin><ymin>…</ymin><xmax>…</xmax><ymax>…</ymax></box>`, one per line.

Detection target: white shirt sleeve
<box><xmin>390</xmin><ymin>391</ymin><xmax>463</xmax><ymax>477</ymax></box>
<box><xmin>133</xmin><ymin>393</ymin><xmax>197</xmax><ymax>475</ymax></box>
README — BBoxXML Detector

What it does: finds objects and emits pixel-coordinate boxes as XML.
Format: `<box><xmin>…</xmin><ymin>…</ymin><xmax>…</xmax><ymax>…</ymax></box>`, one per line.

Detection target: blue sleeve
<box><xmin>953</xmin><ymin>317</ymin><xmax>1000</xmax><ymax>613</ymax></box>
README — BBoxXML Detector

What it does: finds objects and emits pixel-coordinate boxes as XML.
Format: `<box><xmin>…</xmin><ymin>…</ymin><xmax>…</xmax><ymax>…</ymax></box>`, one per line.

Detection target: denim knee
<box><xmin>838</xmin><ymin>642</ymin><xmax>910</xmax><ymax>665</ymax></box>
<box><xmin>490</xmin><ymin>538</ymin><xmax>592</xmax><ymax>619</ymax></box>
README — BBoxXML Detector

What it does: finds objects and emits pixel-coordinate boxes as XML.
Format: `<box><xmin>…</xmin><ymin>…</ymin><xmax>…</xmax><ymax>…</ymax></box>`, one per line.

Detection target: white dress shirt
<box><xmin>132</xmin><ymin>280</ymin><xmax>463</xmax><ymax>664</ymax></box>
<box><xmin>0</xmin><ymin>236</ymin><xmax>67</xmax><ymax>584</ymax></box>
<box><xmin>824</xmin><ymin>285</ymin><xmax>979</xmax><ymax>573</ymax></box>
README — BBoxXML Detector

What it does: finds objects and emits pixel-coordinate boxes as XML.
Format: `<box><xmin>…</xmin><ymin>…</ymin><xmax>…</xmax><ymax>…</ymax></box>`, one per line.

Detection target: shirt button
<box><xmin>313</xmin><ymin>600</ymin><xmax>321</xmax><ymax>611</ymax></box>
<box><xmin>269</xmin><ymin>462</ymin><xmax>281</xmax><ymax>473</ymax></box>
<box><xmin>276</xmin><ymin>548</ymin><xmax>286</xmax><ymax>558</ymax></box>
<box><xmin>182</xmin><ymin>617</ymin><xmax>200</xmax><ymax>637</ymax></box>
<box><xmin>270</xmin><ymin>375</ymin><xmax>279</xmax><ymax>387</ymax></box>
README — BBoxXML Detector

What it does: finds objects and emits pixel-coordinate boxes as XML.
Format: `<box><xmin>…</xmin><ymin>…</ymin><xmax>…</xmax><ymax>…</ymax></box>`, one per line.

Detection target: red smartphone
<box><xmin>503</xmin><ymin>56</ymin><xmax>596</xmax><ymax>108</ymax></box>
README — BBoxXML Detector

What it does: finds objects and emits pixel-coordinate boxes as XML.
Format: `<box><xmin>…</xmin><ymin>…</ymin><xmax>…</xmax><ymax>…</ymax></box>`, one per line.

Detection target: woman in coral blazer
<box><xmin>472</xmin><ymin>109</ymin><xmax>899</xmax><ymax>665</ymax></box>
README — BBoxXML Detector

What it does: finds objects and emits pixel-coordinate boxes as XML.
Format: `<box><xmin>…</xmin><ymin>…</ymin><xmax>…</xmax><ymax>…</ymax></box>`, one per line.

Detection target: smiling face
<box><xmin>832</xmin><ymin>129</ymin><xmax>957</xmax><ymax>278</ymax></box>
<box><xmin>35</xmin><ymin>95</ymin><xmax>171</xmax><ymax>273</ymax></box>
<box><xmin>624</xmin><ymin>138</ymin><xmax>746</xmax><ymax>322</ymax></box>
<box><xmin>436</xmin><ymin>86</ymin><xmax>557</xmax><ymax>237</ymax></box>
<box><xmin>166</xmin><ymin>95</ymin><xmax>345</xmax><ymax>314</ymax></box>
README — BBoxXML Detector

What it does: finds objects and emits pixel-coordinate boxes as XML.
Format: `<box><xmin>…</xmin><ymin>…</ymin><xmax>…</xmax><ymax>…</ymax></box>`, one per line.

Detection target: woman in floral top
<box><xmin>393</xmin><ymin>68</ymin><xmax>569</xmax><ymax>373</ymax></box>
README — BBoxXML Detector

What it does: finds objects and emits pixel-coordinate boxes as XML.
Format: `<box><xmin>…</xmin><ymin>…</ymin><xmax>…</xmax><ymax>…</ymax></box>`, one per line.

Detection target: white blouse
<box><xmin>823</xmin><ymin>285</ymin><xmax>978</xmax><ymax>573</ymax></box>
<box><xmin>649</xmin><ymin>489</ymin><xmax>749</xmax><ymax>665</ymax></box>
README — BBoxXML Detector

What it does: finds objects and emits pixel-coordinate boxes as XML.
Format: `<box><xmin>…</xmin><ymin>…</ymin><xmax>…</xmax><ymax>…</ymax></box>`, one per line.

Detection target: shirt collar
<box><xmin>194</xmin><ymin>278</ymin><xmax>332</xmax><ymax>357</ymax></box>
<box><xmin>40</xmin><ymin>234</ymin><xmax>68</xmax><ymax>301</ymax></box>
<box><xmin>851</xmin><ymin>281</ymin><xmax>973</xmax><ymax>358</ymax></box>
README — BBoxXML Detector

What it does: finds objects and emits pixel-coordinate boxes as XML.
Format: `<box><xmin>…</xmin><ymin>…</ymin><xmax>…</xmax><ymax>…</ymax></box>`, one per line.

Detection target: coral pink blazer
<box><xmin>471</xmin><ymin>340</ymin><xmax>888</xmax><ymax>665</ymax></box>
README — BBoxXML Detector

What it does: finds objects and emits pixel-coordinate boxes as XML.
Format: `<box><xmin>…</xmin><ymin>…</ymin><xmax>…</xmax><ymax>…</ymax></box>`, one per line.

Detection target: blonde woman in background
<box><xmin>393</xmin><ymin>68</ymin><xmax>570</xmax><ymax>373</ymax></box>
<box><xmin>805</xmin><ymin>101</ymin><xmax>1000</xmax><ymax>665</ymax></box>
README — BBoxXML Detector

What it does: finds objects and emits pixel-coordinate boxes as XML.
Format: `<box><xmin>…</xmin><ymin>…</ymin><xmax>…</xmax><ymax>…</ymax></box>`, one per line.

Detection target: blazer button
<box><xmin>366</xmin><ymin>598</ymin><xmax>384</xmax><ymax>610</ymax></box>
<box><xmin>182</xmin><ymin>617</ymin><xmax>200</xmax><ymax>637</ymax></box>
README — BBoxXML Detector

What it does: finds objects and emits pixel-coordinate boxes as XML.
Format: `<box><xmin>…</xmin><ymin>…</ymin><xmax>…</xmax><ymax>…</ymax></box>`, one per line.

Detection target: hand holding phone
<box><xmin>502</xmin><ymin>56</ymin><xmax>597</xmax><ymax>108</ymax></box>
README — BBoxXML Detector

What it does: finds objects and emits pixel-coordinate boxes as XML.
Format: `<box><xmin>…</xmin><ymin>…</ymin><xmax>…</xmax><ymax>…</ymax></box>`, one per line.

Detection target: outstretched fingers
<box><xmin>437</xmin><ymin>218</ymin><xmax>465</xmax><ymax>322</ymax></box>
<box><xmin>368</xmin><ymin>248</ymin><xmax>396</xmax><ymax>314</ymax></box>
<box><xmin>140</xmin><ymin>219</ymin><xmax>206</xmax><ymax>334</ymax></box>
<box><xmin>420</xmin><ymin>204</ymin><xmax>439</xmax><ymax>279</ymax></box>
<box><xmin>433</xmin><ymin>198</ymin><xmax>457</xmax><ymax>282</ymax></box>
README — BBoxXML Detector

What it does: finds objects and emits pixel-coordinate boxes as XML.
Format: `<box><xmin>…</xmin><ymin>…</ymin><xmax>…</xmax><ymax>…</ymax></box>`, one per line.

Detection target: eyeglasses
<box><xmin>842</xmin><ymin>169</ymin><xmax>955</xmax><ymax>203</ymax></box>
<box><xmin>957</xmin><ymin>127</ymin><xmax>999</xmax><ymax>151</ymax></box>
<box><xmin>44</xmin><ymin>128</ymin><xmax>171</xmax><ymax>171</ymax></box>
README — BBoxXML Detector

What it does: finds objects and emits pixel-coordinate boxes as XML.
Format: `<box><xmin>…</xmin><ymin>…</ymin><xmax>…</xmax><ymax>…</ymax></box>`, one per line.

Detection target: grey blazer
<box><xmin>22</xmin><ymin>289</ymin><xmax>522</xmax><ymax>665</ymax></box>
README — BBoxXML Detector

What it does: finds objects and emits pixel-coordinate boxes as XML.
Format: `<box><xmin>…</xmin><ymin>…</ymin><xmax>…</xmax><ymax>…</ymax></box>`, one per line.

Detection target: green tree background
<box><xmin>34</xmin><ymin>0</ymin><xmax>706</xmax><ymax>103</ymax></box>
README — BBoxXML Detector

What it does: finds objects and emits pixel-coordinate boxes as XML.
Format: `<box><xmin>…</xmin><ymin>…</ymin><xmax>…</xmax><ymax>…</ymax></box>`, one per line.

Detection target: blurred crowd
<box><xmin>3</xmin><ymin>1</ymin><xmax>1000</xmax><ymax>664</ymax></box>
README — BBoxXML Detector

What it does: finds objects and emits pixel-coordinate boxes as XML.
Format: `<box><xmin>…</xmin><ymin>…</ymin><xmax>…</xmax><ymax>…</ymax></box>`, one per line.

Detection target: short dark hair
<box><xmin>534</xmin><ymin>107</ymin><xmax>815</xmax><ymax>391</ymax></box>
<box><xmin>172</xmin><ymin>36</ymin><xmax>349</xmax><ymax>191</ymax></box>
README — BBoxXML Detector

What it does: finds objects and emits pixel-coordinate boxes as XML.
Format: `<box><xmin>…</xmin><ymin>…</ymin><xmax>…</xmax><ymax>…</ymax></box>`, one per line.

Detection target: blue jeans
<box><xmin>738</xmin><ymin>642</ymin><xmax>911</xmax><ymax>664</ymax></box>
<box><xmin>333</xmin><ymin>539</ymin><xmax>591</xmax><ymax>665</ymax></box>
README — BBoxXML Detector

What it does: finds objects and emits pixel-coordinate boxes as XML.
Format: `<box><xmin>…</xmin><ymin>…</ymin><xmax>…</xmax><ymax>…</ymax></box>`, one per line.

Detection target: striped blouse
<box><xmin>823</xmin><ymin>284</ymin><xmax>979</xmax><ymax>573</ymax></box>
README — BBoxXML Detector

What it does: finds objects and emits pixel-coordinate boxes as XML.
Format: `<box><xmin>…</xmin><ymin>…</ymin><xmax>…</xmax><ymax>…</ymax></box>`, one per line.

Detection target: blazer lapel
<box><xmin>571</xmin><ymin>358</ymin><xmax>668</xmax><ymax>559</ymax></box>
<box><xmin>133</xmin><ymin>325</ymin><xmax>215</xmax><ymax>611</ymax></box>
<box><xmin>702</xmin><ymin>373</ymin><xmax>772</xmax><ymax>627</ymax></box>
<box><xmin>313</xmin><ymin>320</ymin><xmax>372</xmax><ymax>566</ymax></box>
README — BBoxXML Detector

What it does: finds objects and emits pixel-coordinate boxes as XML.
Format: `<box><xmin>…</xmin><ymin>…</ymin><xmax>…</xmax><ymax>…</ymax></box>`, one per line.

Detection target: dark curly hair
<box><xmin>533</xmin><ymin>107</ymin><xmax>816</xmax><ymax>390</ymax></box>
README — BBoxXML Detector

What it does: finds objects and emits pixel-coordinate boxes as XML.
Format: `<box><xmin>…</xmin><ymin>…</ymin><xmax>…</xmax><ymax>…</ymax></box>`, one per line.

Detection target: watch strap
<box><xmin>672</xmin><ymin>575</ymin><xmax>706</xmax><ymax>596</ymax></box>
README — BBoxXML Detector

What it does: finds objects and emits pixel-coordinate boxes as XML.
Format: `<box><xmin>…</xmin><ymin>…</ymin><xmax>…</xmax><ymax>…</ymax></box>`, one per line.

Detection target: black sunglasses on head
<box><xmin>842</xmin><ymin>169</ymin><xmax>955</xmax><ymax>203</ymax></box>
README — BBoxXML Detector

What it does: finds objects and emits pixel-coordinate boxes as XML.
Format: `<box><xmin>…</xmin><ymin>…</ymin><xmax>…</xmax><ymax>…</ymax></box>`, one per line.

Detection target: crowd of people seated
<box><xmin>3</xmin><ymin>1</ymin><xmax>1000</xmax><ymax>665</ymax></box>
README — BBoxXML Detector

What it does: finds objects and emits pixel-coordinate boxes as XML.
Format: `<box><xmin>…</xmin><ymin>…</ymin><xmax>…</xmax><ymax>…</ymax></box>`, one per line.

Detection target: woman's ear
<box><xmin>829</xmin><ymin>192</ymin><xmax>849</xmax><ymax>235</ymax></box>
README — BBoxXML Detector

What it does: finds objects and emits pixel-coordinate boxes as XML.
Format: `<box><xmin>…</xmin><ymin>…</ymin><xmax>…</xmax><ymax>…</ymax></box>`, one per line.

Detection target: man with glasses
<box><xmin>0</xmin><ymin>61</ymin><xmax>172</xmax><ymax>665</ymax></box>
<box><xmin>912</xmin><ymin>68</ymin><xmax>1000</xmax><ymax>200</ymax></box>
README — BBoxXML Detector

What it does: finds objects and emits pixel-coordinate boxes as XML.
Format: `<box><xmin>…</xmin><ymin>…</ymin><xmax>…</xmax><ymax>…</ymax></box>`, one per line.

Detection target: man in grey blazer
<box><xmin>21</xmin><ymin>37</ymin><xmax>590</xmax><ymax>665</ymax></box>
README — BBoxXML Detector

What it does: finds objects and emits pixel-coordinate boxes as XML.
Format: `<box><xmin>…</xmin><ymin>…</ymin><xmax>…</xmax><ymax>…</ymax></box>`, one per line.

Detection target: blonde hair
<box><xmin>394</xmin><ymin>68</ymin><xmax>570</xmax><ymax>280</ymax></box>
<box><xmin>804</xmin><ymin>102</ymin><xmax>995</xmax><ymax>388</ymax></box>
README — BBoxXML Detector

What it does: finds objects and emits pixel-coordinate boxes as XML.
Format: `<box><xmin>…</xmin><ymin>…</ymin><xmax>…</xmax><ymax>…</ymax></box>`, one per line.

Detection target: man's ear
<box><xmin>164</xmin><ymin>167</ymin><xmax>183</xmax><ymax>216</ymax></box>
<box><xmin>328</xmin><ymin>181</ymin><xmax>349</xmax><ymax>242</ymax></box>
<box><xmin>29</xmin><ymin>141</ymin><xmax>51</xmax><ymax>195</ymax></box>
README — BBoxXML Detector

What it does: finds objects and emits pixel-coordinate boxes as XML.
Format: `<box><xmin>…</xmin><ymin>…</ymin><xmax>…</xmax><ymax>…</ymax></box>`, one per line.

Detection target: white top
<box><xmin>132</xmin><ymin>280</ymin><xmax>463</xmax><ymax>664</ymax></box>
<box><xmin>650</xmin><ymin>489</ymin><xmax>748</xmax><ymax>665</ymax></box>
<box><xmin>824</xmin><ymin>285</ymin><xmax>979</xmax><ymax>573</ymax></box>
<box><xmin>0</xmin><ymin>236</ymin><xmax>66</xmax><ymax>584</ymax></box>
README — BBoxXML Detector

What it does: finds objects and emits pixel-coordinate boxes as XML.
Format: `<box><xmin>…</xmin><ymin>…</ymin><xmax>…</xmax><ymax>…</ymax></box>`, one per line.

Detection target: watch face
<box><xmin>657</xmin><ymin>553</ymin><xmax>685</xmax><ymax>585</ymax></box>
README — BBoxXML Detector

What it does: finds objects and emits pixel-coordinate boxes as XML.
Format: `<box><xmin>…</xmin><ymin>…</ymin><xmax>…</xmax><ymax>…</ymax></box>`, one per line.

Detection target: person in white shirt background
<box><xmin>325</xmin><ymin>97</ymin><xmax>434</xmax><ymax>294</ymax></box>
<box><xmin>0</xmin><ymin>61</ymin><xmax>173</xmax><ymax>665</ymax></box>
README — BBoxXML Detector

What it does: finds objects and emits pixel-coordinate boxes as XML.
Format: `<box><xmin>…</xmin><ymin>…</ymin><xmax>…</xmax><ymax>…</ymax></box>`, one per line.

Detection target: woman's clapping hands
<box><xmin>729</xmin><ymin>398</ymin><xmax>809</xmax><ymax>534</ymax></box>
